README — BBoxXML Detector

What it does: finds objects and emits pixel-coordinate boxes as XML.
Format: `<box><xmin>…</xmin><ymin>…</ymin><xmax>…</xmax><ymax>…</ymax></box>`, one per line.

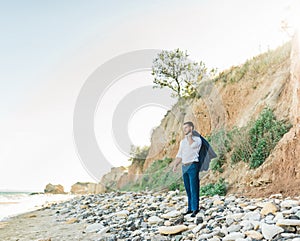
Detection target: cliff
<box><xmin>97</xmin><ymin>34</ymin><xmax>300</xmax><ymax>198</ymax></box>
<box><xmin>70</xmin><ymin>182</ymin><xmax>106</xmax><ymax>194</ymax></box>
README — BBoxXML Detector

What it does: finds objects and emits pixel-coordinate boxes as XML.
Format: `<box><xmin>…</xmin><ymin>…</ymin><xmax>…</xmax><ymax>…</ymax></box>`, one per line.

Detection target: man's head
<box><xmin>183</xmin><ymin>121</ymin><xmax>194</xmax><ymax>135</ymax></box>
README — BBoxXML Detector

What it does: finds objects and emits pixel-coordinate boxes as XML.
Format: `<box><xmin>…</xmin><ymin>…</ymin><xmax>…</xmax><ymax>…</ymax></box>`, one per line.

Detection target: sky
<box><xmin>0</xmin><ymin>0</ymin><xmax>298</xmax><ymax>192</ymax></box>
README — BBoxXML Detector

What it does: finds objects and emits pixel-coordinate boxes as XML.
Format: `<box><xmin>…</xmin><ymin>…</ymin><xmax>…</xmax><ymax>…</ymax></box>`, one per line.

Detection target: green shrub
<box><xmin>207</xmin><ymin>129</ymin><xmax>232</xmax><ymax>173</ymax></box>
<box><xmin>230</xmin><ymin>107</ymin><xmax>291</xmax><ymax>168</ymax></box>
<box><xmin>200</xmin><ymin>178</ymin><xmax>227</xmax><ymax>196</ymax></box>
<box><xmin>121</xmin><ymin>157</ymin><xmax>185</xmax><ymax>192</ymax></box>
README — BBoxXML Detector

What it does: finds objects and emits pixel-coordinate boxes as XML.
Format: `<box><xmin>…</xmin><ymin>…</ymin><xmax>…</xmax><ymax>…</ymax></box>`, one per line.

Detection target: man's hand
<box><xmin>172</xmin><ymin>163</ymin><xmax>178</xmax><ymax>172</ymax></box>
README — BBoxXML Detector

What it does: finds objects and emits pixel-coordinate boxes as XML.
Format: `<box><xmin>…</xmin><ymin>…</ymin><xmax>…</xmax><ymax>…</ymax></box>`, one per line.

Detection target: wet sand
<box><xmin>0</xmin><ymin>207</ymin><xmax>103</xmax><ymax>241</ymax></box>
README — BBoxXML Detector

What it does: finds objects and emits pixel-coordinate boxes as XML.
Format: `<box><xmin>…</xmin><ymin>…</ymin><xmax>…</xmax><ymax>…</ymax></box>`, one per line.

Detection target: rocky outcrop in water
<box><xmin>44</xmin><ymin>183</ymin><xmax>66</xmax><ymax>194</ymax></box>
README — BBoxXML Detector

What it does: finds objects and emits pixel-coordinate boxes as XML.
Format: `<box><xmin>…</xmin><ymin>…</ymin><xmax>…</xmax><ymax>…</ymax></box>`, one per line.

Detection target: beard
<box><xmin>185</xmin><ymin>129</ymin><xmax>191</xmax><ymax>135</ymax></box>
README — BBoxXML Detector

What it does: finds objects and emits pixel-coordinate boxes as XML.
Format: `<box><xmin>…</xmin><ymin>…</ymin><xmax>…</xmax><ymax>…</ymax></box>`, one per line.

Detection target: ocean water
<box><xmin>0</xmin><ymin>192</ymin><xmax>77</xmax><ymax>221</ymax></box>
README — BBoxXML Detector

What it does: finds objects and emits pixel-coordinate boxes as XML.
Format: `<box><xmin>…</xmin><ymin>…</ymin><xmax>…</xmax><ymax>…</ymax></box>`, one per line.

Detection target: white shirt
<box><xmin>176</xmin><ymin>135</ymin><xmax>202</xmax><ymax>164</ymax></box>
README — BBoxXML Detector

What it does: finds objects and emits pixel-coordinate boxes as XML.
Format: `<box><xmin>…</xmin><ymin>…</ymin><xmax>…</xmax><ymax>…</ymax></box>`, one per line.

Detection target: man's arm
<box><xmin>172</xmin><ymin>141</ymin><xmax>182</xmax><ymax>172</ymax></box>
<box><xmin>172</xmin><ymin>157</ymin><xmax>182</xmax><ymax>172</ymax></box>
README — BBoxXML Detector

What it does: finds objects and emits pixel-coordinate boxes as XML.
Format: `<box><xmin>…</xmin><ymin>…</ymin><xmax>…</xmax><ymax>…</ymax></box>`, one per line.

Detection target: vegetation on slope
<box><xmin>213</xmin><ymin>41</ymin><xmax>291</xmax><ymax>84</ymax></box>
<box><xmin>208</xmin><ymin>107</ymin><xmax>292</xmax><ymax>172</ymax></box>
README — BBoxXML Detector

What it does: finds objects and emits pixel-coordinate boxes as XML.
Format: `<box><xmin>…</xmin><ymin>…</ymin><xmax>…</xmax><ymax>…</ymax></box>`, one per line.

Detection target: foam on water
<box><xmin>0</xmin><ymin>192</ymin><xmax>76</xmax><ymax>221</ymax></box>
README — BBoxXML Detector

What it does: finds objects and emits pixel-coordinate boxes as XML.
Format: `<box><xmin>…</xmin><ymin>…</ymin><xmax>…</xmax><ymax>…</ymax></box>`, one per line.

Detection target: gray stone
<box><xmin>147</xmin><ymin>216</ymin><xmax>163</xmax><ymax>225</ymax></box>
<box><xmin>227</xmin><ymin>224</ymin><xmax>241</xmax><ymax>232</ymax></box>
<box><xmin>280</xmin><ymin>200</ymin><xmax>299</xmax><ymax>208</ymax></box>
<box><xmin>261</xmin><ymin>223</ymin><xmax>284</xmax><ymax>240</ymax></box>
<box><xmin>276</xmin><ymin>218</ymin><xmax>300</xmax><ymax>226</ymax></box>
<box><xmin>85</xmin><ymin>223</ymin><xmax>105</xmax><ymax>233</ymax></box>
<box><xmin>242</xmin><ymin>211</ymin><xmax>261</xmax><ymax>221</ymax></box>
<box><xmin>223</xmin><ymin>232</ymin><xmax>245</xmax><ymax>241</ymax></box>
<box><xmin>161</xmin><ymin>210</ymin><xmax>181</xmax><ymax>219</ymax></box>
<box><xmin>158</xmin><ymin>225</ymin><xmax>188</xmax><ymax>234</ymax></box>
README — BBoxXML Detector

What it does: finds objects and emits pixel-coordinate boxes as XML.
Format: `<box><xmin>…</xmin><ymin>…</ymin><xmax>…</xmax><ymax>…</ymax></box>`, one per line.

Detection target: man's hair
<box><xmin>183</xmin><ymin>121</ymin><xmax>194</xmax><ymax>130</ymax></box>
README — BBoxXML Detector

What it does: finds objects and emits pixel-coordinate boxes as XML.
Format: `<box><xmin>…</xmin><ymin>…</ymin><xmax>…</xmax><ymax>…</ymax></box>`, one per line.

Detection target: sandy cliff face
<box><xmin>70</xmin><ymin>182</ymin><xmax>106</xmax><ymax>194</ymax></box>
<box><xmin>200</xmin><ymin>35</ymin><xmax>300</xmax><ymax>198</ymax></box>
<box><xmin>238</xmin><ymin>32</ymin><xmax>300</xmax><ymax>197</ymax></box>
<box><xmin>100</xmin><ymin>166</ymin><xmax>127</xmax><ymax>191</ymax></box>
<box><xmin>116</xmin><ymin>160</ymin><xmax>144</xmax><ymax>189</ymax></box>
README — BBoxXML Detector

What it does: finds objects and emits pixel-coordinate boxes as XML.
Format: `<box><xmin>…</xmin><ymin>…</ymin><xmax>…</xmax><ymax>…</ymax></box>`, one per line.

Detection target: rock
<box><xmin>150</xmin><ymin>234</ymin><xmax>169</xmax><ymax>241</ymax></box>
<box><xmin>223</xmin><ymin>232</ymin><xmax>245</xmax><ymax>241</ymax></box>
<box><xmin>276</xmin><ymin>218</ymin><xmax>300</xmax><ymax>226</ymax></box>
<box><xmin>70</xmin><ymin>182</ymin><xmax>106</xmax><ymax>194</ymax></box>
<box><xmin>269</xmin><ymin>194</ymin><xmax>283</xmax><ymax>199</ymax></box>
<box><xmin>161</xmin><ymin>210</ymin><xmax>182</xmax><ymax>219</ymax></box>
<box><xmin>208</xmin><ymin>238</ymin><xmax>220</xmax><ymax>241</ymax></box>
<box><xmin>245</xmin><ymin>230</ymin><xmax>263</xmax><ymax>240</ymax></box>
<box><xmin>164</xmin><ymin>220</ymin><xmax>171</xmax><ymax>226</ymax></box>
<box><xmin>97</xmin><ymin>226</ymin><xmax>110</xmax><ymax>235</ymax></box>
<box><xmin>280</xmin><ymin>200</ymin><xmax>299</xmax><ymax>208</ymax></box>
<box><xmin>265</xmin><ymin>214</ymin><xmax>275</xmax><ymax>224</ymax></box>
<box><xmin>274</xmin><ymin>212</ymin><xmax>284</xmax><ymax>221</ymax></box>
<box><xmin>85</xmin><ymin>223</ymin><xmax>104</xmax><ymax>233</ymax></box>
<box><xmin>148</xmin><ymin>216</ymin><xmax>163</xmax><ymax>225</ymax></box>
<box><xmin>100</xmin><ymin>166</ymin><xmax>128</xmax><ymax>190</ymax></box>
<box><xmin>226</xmin><ymin>217</ymin><xmax>234</xmax><ymax>226</ymax></box>
<box><xmin>65</xmin><ymin>218</ymin><xmax>78</xmax><ymax>224</ymax></box>
<box><xmin>158</xmin><ymin>225</ymin><xmax>188</xmax><ymax>234</ymax></box>
<box><xmin>240</xmin><ymin>220</ymin><xmax>254</xmax><ymax>230</ymax></box>
<box><xmin>242</xmin><ymin>211</ymin><xmax>261</xmax><ymax>221</ymax></box>
<box><xmin>281</xmin><ymin>233</ymin><xmax>300</xmax><ymax>238</ymax></box>
<box><xmin>194</xmin><ymin>216</ymin><xmax>203</xmax><ymax>224</ymax></box>
<box><xmin>244</xmin><ymin>205</ymin><xmax>258</xmax><ymax>211</ymax></box>
<box><xmin>229</xmin><ymin>213</ymin><xmax>244</xmax><ymax>221</ymax></box>
<box><xmin>115</xmin><ymin>210</ymin><xmax>129</xmax><ymax>218</ymax></box>
<box><xmin>197</xmin><ymin>232</ymin><xmax>217</xmax><ymax>240</ymax></box>
<box><xmin>227</xmin><ymin>224</ymin><xmax>241</xmax><ymax>232</ymax></box>
<box><xmin>191</xmin><ymin>224</ymin><xmax>204</xmax><ymax>233</ymax></box>
<box><xmin>261</xmin><ymin>202</ymin><xmax>278</xmax><ymax>216</ymax></box>
<box><xmin>261</xmin><ymin>223</ymin><xmax>284</xmax><ymax>240</ymax></box>
<box><xmin>44</xmin><ymin>183</ymin><xmax>65</xmax><ymax>194</ymax></box>
<box><xmin>213</xmin><ymin>199</ymin><xmax>224</xmax><ymax>205</ymax></box>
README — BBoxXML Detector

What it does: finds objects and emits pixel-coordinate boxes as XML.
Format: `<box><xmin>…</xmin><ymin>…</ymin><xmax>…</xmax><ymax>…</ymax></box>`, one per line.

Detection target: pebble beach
<box><xmin>1</xmin><ymin>190</ymin><xmax>300</xmax><ymax>241</ymax></box>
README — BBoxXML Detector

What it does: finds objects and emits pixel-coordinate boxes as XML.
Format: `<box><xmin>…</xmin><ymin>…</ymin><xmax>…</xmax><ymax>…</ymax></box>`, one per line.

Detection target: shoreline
<box><xmin>0</xmin><ymin>193</ymin><xmax>78</xmax><ymax>222</ymax></box>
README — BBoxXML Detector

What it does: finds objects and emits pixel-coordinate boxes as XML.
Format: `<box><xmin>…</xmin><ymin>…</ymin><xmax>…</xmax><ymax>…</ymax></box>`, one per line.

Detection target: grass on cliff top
<box><xmin>213</xmin><ymin>41</ymin><xmax>291</xmax><ymax>84</ymax></box>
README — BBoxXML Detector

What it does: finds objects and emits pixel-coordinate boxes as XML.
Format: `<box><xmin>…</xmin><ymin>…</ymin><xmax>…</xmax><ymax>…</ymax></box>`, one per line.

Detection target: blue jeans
<box><xmin>182</xmin><ymin>162</ymin><xmax>200</xmax><ymax>211</ymax></box>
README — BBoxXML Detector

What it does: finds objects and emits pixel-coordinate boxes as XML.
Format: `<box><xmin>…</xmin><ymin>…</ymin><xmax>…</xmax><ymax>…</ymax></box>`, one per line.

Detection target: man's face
<box><xmin>183</xmin><ymin>124</ymin><xmax>192</xmax><ymax>135</ymax></box>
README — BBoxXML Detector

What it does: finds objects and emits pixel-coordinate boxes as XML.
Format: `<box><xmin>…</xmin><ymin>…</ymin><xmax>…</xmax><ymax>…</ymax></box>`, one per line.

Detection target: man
<box><xmin>172</xmin><ymin>121</ymin><xmax>202</xmax><ymax>217</ymax></box>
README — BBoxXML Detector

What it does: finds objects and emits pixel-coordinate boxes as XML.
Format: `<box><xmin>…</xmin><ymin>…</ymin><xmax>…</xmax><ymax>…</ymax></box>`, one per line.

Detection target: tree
<box><xmin>151</xmin><ymin>48</ymin><xmax>214</xmax><ymax>99</ymax></box>
<box><xmin>128</xmin><ymin>145</ymin><xmax>150</xmax><ymax>166</ymax></box>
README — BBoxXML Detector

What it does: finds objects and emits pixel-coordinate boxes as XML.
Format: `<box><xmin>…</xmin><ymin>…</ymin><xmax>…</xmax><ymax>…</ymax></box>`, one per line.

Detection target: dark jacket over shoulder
<box><xmin>192</xmin><ymin>130</ymin><xmax>217</xmax><ymax>171</ymax></box>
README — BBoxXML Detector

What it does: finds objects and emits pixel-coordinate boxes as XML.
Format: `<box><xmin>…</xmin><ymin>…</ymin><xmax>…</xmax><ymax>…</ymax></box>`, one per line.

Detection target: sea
<box><xmin>0</xmin><ymin>191</ymin><xmax>77</xmax><ymax>221</ymax></box>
